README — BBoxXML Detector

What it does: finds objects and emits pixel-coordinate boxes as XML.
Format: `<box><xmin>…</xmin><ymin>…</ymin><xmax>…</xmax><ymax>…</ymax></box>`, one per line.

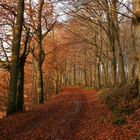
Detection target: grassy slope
<box><xmin>98</xmin><ymin>84</ymin><xmax>140</xmax><ymax>124</ymax></box>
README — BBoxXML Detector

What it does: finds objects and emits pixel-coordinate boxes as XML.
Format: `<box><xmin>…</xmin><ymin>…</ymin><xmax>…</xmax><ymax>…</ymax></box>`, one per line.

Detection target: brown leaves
<box><xmin>0</xmin><ymin>88</ymin><xmax>139</xmax><ymax>140</ymax></box>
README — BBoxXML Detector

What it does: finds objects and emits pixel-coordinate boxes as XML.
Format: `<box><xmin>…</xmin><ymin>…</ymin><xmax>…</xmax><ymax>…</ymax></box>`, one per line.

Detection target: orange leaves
<box><xmin>0</xmin><ymin>88</ymin><xmax>139</xmax><ymax>140</ymax></box>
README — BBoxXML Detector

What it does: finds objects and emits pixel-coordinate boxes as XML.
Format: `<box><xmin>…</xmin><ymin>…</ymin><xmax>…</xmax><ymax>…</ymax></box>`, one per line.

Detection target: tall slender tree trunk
<box><xmin>106</xmin><ymin>46</ymin><xmax>109</xmax><ymax>86</ymax></box>
<box><xmin>84</xmin><ymin>49</ymin><xmax>87</xmax><ymax>86</ymax></box>
<box><xmin>7</xmin><ymin>0</ymin><xmax>24</xmax><ymax>115</ymax></box>
<box><xmin>73</xmin><ymin>64</ymin><xmax>76</xmax><ymax>86</ymax></box>
<box><xmin>36</xmin><ymin>0</ymin><xmax>44</xmax><ymax>103</ymax></box>
<box><xmin>16</xmin><ymin>59</ymin><xmax>25</xmax><ymax>111</ymax></box>
<box><xmin>111</xmin><ymin>41</ymin><xmax>117</xmax><ymax>85</ymax></box>
<box><xmin>89</xmin><ymin>65</ymin><xmax>93</xmax><ymax>86</ymax></box>
<box><xmin>84</xmin><ymin>67</ymin><xmax>87</xmax><ymax>86</ymax></box>
<box><xmin>106</xmin><ymin>3</ymin><xmax>117</xmax><ymax>85</ymax></box>
<box><xmin>55</xmin><ymin>71</ymin><xmax>59</xmax><ymax>95</ymax></box>
<box><xmin>102</xmin><ymin>63</ymin><xmax>107</xmax><ymax>87</ymax></box>
<box><xmin>36</xmin><ymin>61</ymin><xmax>44</xmax><ymax>103</ymax></box>
<box><xmin>111</xmin><ymin>0</ymin><xmax>126</xmax><ymax>84</ymax></box>
<box><xmin>94</xmin><ymin>63</ymin><xmax>97</xmax><ymax>89</ymax></box>
<box><xmin>132</xmin><ymin>0</ymin><xmax>140</xmax><ymax>96</ymax></box>
<box><xmin>64</xmin><ymin>58</ymin><xmax>67</xmax><ymax>86</ymax></box>
<box><xmin>16</xmin><ymin>29</ymin><xmax>30</xmax><ymax>111</ymax></box>
<box><xmin>97</xmin><ymin>62</ymin><xmax>101</xmax><ymax>89</ymax></box>
<box><xmin>36</xmin><ymin>41</ymin><xmax>44</xmax><ymax>103</ymax></box>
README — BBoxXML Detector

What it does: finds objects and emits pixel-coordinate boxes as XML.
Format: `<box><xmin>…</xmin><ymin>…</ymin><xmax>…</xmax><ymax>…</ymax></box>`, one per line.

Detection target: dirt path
<box><xmin>0</xmin><ymin>88</ymin><xmax>139</xmax><ymax>140</ymax></box>
<box><xmin>0</xmin><ymin>88</ymin><xmax>86</xmax><ymax>140</ymax></box>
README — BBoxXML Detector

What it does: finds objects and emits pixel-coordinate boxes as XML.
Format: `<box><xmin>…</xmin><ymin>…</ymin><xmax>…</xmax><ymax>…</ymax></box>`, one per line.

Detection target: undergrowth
<box><xmin>98</xmin><ymin>84</ymin><xmax>140</xmax><ymax>125</ymax></box>
<box><xmin>83</xmin><ymin>86</ymin><xmax>95</xmax><ymax>90</ymax></box>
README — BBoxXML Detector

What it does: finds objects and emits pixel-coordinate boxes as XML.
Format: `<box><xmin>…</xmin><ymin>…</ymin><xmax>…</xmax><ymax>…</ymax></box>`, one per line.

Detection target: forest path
<box><xmin>0</xmin><ymin>88</ymin><xmax>137</xmax><ymax>140</ymax></box>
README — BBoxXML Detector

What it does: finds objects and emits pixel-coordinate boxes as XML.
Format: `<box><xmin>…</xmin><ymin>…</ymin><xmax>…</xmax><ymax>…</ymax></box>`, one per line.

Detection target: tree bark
<box><xmin>7</xmin><ymin>0</ymin><xmax>24</xmax><ymax>115</ymax></box>
<box><xmin>36</xmin><ymin>62</ymin><xmax>44</xmax><ymax>103</ymax></box>
<box><xmin>16</xmin><ymin>59</ymin><xmax>24</xmax><ymax>111</ymax></box>
<box><xmin>111</xmin><ymin>0</ymin><xmax>126</xmax><ymax>84</ymax></box>
<box><xmin>105</xmin><ymin>1</ymin><xmax>117</xmax><ymax>85</ymax></box>
<box><xmin>36</xmin><ymin>0</ymin><xmax>45</xmax><ymax>104</ymax></box>
<box><xmin>16</xmin><ymin>29</ymin><xmax>30</xmax><ymax>111</ymax></box>
<box><xmin>132</xmin><ymin>0</ymin><xmax>140</xmax><ymax>96</ymax></box>
<box><xmin>97</xmin><ymin>62</ymin><xmax>101</xmax><ymax>89</ymax></box>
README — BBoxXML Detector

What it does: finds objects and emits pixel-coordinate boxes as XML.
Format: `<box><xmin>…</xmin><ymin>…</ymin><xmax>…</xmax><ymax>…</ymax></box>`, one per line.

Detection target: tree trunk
<box><xmin>7</xmin><ymin>0</ymin><xmax>24</xmax><ymax>115</ymax></box>
<box><xmin>105</xmin><ymin>2</ymin><xmax>117</xmax><ymax>85</ymax></box>
<box><xmin>106</xmin><ymin>46</ymin><xmax>109</xmax><ymax>86</ymax></box>
<box><xmin>111</xmin><ymin>41</ymin><xmax>117</xmax><ymax>85</ymax></box>
<box><xmin>16</xmin><ymin>29</ymin><xmax>30</xmax><ymax>111</ymax></box>
<box><xmin>36</xmin><ymin>62</ymin><xmax>44</xmax><ymax>103</ymax></box>
<box><xmin>36</xmin><ymin>0</ymin><xmax>45</xmax><ymax>104</ymax></box>
<box><xmin>132</xmin><ymin>0</ymin><xmax>140</xmax><ymax>96</ymax></box>
<box><xmin>89</xmin><ymin>65</ymin><xmax>93</xmax><ymax>86</ymax></box>
<box><xmin>73</xmin><ymin>62</ymin><xmax>76</xmax><ymax>86</ymax></box>
<box><xmin>16</xmin><ymin>59</ymin><xmax>25</xmax><ymax>111</ymax></box>
<box><xmin>111</xmin><ymin>0</ymin><xmax>126</xmax><ymax>84</ymax></box>
<box><xmin>97</xmin><ymin>62</ymin><xmax>101</xmax><ymax>89</ymax></box>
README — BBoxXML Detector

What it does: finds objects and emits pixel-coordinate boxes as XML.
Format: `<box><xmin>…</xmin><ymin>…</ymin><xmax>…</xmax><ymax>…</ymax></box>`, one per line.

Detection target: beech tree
<box><xmin>132</xmin><ymin>0</ymin><xmax>140</xmax><ymax>95</ymax></box>
<box><xmin>28</xmin><ymin>0</ymin><xmax>57</xmax><ymax>103</ymax></box>
<box><xmin>7</xmin><ymin>0</ymin><xmax>24</xmax><ymax>115</ymax></box>
<box><xmin>0</xmin><ymin>0</ymin><xmax>30</xmax><ymax>113</ymax></box>
<box><xmin>16</xmin><ymin>28</ymin><xmax>30</xmax><ymax>111</ymax></box>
